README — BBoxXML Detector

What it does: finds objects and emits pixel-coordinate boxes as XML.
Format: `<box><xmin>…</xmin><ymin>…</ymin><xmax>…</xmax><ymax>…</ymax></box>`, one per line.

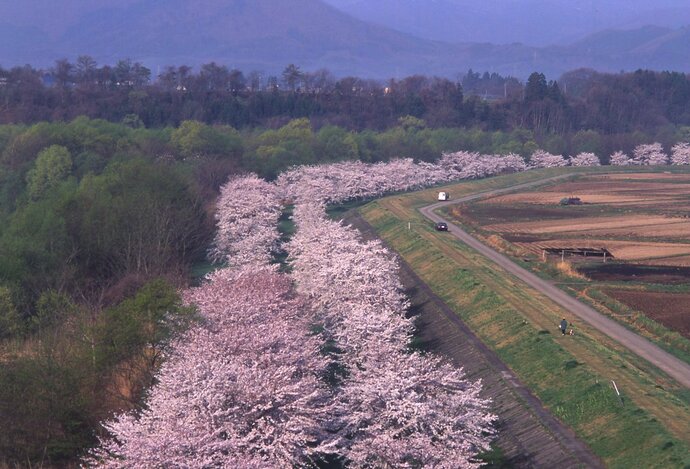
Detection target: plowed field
<box><xmin>604</xmin><ymin>289</ymin><xmax>690</xmax><ymax>339</ymax></box>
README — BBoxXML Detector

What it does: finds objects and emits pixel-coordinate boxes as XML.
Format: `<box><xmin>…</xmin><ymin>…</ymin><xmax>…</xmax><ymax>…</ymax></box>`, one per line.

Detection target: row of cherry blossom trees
<box><xmin>93</xmin><ymin>182</ymin><xmax>496</xmax><ymax>467</ymax></box>
<box><xmin>91</xmin><ymin>138</ymin><xmax>690</xmax><ymax>467</ymax></box>
<box><xmin>609</xmin><ymin>142</ymin><xmax>690</xmax><ymax>166</ymax></box>
<box><xmin>210</xmin><ymin>174</ymin><xmax>283</xmax><ymax>266</ymax></box>
<box><xmin>287</xmin><ymin>200</ymin><xmax>494</xmax><ymax>467</ymax></box>
<box><xmin>274</xmin><ymin>142</ymin><xmax>690</xmax><ymax>209</ymax></box>
<box><xmin>90</xmin><ymin>266</ymin><xmax>337</xmax><ymax>467</ymax></box>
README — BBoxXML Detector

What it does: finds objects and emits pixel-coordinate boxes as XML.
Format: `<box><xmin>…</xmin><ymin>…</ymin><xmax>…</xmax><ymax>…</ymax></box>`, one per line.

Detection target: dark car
<box><xmin>435</xmin><ymin>222</ymin><xmax>448</xmax><ymax>231</ymax></box>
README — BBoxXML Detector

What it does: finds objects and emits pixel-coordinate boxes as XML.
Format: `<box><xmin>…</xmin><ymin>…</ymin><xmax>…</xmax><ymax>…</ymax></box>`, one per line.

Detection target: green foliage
<box><xmin>122</xmin><ymin>113</ymin><xmax>144</xmax><ymax>129</ymax></box>
<box><xmin>73</xmin><ymin>150</ymin><xmax>108</xmax><ymax>178</ymax></box>
<box><xmin>0</xmin><ymin>286</ymin><xmax>22</xmax><ymax>338</ymax></box>
<box><xmin>571</xmin><ymin>130</ymin><xmax>602</xmax><ymax>155</ymax></box>
<box><xmin>525</xmin><ymin>72</ymin><xmax>548</xmax><ymax>102</ymax></box>
<box><xmin>0</xmin><ymin>279</ymin><xmax>193</xmax><ymax>466</ymax></box>
<box><xmin>376</xmin><ymin>120</ymin><xmax>436</xmax><ymax>162</ymax></box>
<box><xmin>32</xmin><ymin>290</ymin><xmax>76</xmax><ymax>335</ymax></box>
<box><xmin>0</xmin><ymin>119</ymin><xmax>202</xmax><ymax>466</ymax></box>
<box><xmin>398</xmin><ymin>115</ymin><xmax>426</xmax><ymax>131</ymax></box>
<box><xmin>98</xmin><ymin>278</ymin><xmax>195</xmax><ymax>370</ymax></box>
<box><xmin>0</xmin><ymin>184</ymin><xmax>75</xmax><ymax>300</ymax></box>
<box><xmin>0</xmin><ymin>354</ymin><xmax>95</xmax><ymax>464</ymax></box>
<box><xmin>316</xmin><ymin>125</ymin><xmax>358</xmax><ymax>162</ymax></box>
<box><xmin>171</xmin><ymin>120</ymin><xmax>243</xmax><ymax>159</ymax></box>
<box><xmin>70</xmin><ymin>158</ymin><xmax>210</xmax><ymax>280</ymax></box>
<box><xmin>26</xmin><ymin>145</ymin><xmax>72</xmax><ymax>200</ymax></box>
<box><xmin>246</xmin><ymin>118</ymin><xmax>316</xmax><ymax>178</ymax></box>
<box><xmin>0</xmin><ymin>125</ymin><xmax>24</xmax><ymax>156</ymax></box>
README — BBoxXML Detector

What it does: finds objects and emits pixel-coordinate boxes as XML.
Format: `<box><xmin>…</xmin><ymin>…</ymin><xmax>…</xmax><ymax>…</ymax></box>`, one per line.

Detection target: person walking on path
<box><xmin>560</xmin><ymin>318</ymin><xmax>568</xmax><ymax>335</ymax></box>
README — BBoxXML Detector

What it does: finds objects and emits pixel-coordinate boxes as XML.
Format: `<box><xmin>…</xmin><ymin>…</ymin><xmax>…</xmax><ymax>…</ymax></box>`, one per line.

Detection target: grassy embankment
<box><xmin>359</xmin><ymin>167</ymin><xmax>690</xmax><ymax>469</ymax></box>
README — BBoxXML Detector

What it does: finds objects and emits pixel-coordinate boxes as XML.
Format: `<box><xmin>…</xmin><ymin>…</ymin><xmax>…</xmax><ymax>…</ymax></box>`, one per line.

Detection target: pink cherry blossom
<box><xmin>569</xmin><ymin>152</ymin><xmax>601</xmax><ymax>167</ymax></box>
<box><xmin>609</xmin><ymin>151</ymin><xmax>632</xmax><ymax>166</ymax></box>
<box><xmin>210</xmin><ymin>174</ymin><xmax>283</xmax><ymax>266</ymax></box>
<box><xmin>529</xmin><ymin>150</ymin><xmax>568</xmax><ymax>168</ymax></box>
<box><xmin>671</xmin><ymin>142</ymin><xmax>690</xmax><ymax>165</ymax></box>
<box><xmin>90</xmin><ymin>267</ymin><xmax>338</xmax><ymax>467</ymax></box>
<box><xmin>633</xmin><ymin>142</ymin><xmax>668</xmax><ymax>166</ymax></box>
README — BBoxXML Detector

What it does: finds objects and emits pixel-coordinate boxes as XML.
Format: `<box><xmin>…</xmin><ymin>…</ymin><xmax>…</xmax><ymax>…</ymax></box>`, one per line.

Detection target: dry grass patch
<box><xmin>557</xmin><ymin>261</ymin><xmax>589</xmax><ymax>280</ymax></box>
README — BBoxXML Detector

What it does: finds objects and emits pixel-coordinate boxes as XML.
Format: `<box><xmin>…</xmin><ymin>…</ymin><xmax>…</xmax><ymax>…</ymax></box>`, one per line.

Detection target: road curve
<box><xmin>420</xmin><ymin>175</ymin><xmax>690</xmax><ymax>389</ymax></box>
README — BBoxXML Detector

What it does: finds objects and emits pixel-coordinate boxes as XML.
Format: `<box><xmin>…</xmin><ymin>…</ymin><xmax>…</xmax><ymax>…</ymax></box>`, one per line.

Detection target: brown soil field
<box><xmin>457</xmin><ymin>204</ymin><xmax>591</xmax><ymax>224</ymax></box>
<box><xmin>543</xmin><ymin>180</ymin><xmax>690</xmax><ymax>195</ymax></box>
<box><xmin>470</xmin><ymin>173</ymin><xmax>690</xmax><ymax>268</ymax></box>
<box><xmin>484</xmin><ymin>192</ymin><xmax>666</xmax><ymax>205</ymax></box>
<box><xmin>603</xmin><ymin>289</ymin><xmax>690</xmax><ymax>338</ymax></box>
<box><xmin>586</xmin><ymin>223</ymin><xmax>690</xmax><ymax>239</ymax></box>
<box><xmin>515</xmin><ymin>239</ymin><xmax>690</xmax><ymax>260</ymax></box>
<box><xmin>484</xmin><ymin>178</ymin><xmax>690</xmax><ymax>208</ymax></box>
<box><xmin>485</xmin><ymin>215</ymin><xmax>690</xmax><ymax>236</ymax></box>
<box><xmin>592</xmin><ymin>173</ymin><xmax>690</xmax><ymax>181</ymax></box>
<box><xmin>581</xmin><ymin>264</ymin><xmax>690</xmax><ymax>284</ymax></box>
<box><xmin>645</xmin><ymin>255</ymin><xmax>690</xmax><ymax>267</ymax></box>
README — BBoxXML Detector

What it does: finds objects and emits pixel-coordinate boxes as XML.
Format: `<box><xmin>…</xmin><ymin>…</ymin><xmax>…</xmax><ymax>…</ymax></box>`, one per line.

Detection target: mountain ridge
<box><xmin>1</xmin><ymin>0</ymin><xmax>689</xmax><ymax>79</ymax></box>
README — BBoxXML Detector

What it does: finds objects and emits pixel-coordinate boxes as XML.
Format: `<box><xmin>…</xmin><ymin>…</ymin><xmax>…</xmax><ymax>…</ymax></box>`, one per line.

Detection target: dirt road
<box><xmin>420</xmin><ymin>176</ymin><xmax>690</xmax><ymax>389</ymax></box>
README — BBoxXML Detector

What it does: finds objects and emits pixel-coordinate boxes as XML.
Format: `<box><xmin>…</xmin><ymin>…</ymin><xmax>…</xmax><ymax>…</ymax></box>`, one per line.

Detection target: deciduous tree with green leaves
<box><xmin>26</xmin><ymin>145</ymin><xmax>72</xmax><ymax>200</ymax></box>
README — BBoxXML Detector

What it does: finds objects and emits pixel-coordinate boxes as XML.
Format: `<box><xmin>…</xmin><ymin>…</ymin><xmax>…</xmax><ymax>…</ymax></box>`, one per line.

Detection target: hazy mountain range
<box><xmin>1</xmin><ymin>0</ymin><xmax>689</xmax><ymax>79</ymax></box>
<box><xmin>323</xmin><ymin>0</ymin><xmax>690</xmax><ymax>46</ymax></box>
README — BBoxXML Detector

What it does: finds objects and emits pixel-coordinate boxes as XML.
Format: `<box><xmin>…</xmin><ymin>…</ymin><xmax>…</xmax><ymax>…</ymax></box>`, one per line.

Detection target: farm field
<box><xmin>450</xmin><ymin>171</ymin><xmax>690</xmax><ymax>353</ymax></box>
<box><xmin>603</xmin><ymin>289</ymin><xmax>690</xmax><ymax>338</ymax></box>
<box><xmin>358</xmin><ymin>167</ymin><xmax>690</xmax><ymax>468</ymax></box>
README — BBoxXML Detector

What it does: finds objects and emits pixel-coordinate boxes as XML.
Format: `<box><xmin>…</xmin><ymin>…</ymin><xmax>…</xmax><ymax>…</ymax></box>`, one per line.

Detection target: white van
<box><xmin>438</xmin><ymin>191</ymin><xmax>449</xmax><ymax>201</ymax></box>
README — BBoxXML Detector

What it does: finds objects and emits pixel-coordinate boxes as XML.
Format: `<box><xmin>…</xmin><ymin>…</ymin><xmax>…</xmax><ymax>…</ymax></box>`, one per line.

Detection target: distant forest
<box><xmin>2</xmin><ymin>59</ymin><xmax>690</xmax><ymax>138</ymax></box>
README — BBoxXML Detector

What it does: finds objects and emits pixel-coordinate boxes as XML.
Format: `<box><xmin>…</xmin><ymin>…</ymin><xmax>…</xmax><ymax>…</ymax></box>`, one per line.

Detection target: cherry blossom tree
<box><xmin>339</xmin><ymin>354</ymin><xmax>494</xmax><ymax>468</ymax></box>
<box><xmin>211</xmin><ymin>174</ymin><xmax>283</xmax><ymax>266</ymax></box>
<box><xmin>438</xmin><ymin>151</ymin><xmax>528</xmax><ymax>179</ymax></box>
<box><xmin>609</xmin><ymin>151</ymin><xmax>632</xmax><ymax>166</ymax></box>
<box><xmin>529</xmin><ymin>150</ymin><xmax>568</xmax><ymax>168</ymax></box>
<box><xmin>633</xmin><ymin>142</ymin><xmax>668</xmax><ymax>165</ymax></box>
<box><xmin>671</xmin><ymin>142</ymin><xmax>690</xmax><ymax>165</ymax></box>
<box><xmin>287</xmin><ymin>199</ymin><xmax>495</xmax><ymax>467</ymax></box>
<box><xmin>569</xmin><ymin>152</ymin><xmax>601</xmax><ymax>167</ymax></box>
<box><xmin>278</xmin><ymin>158</ymin><xmax>452</xmax><ymax>206</ymax></box>
<box><xmin>90</xmin><ymin>267</ymin><xmax>338</xmax><ymax>467</ymax></box>
<box><xmin>497</xmin><ymin>153</ymin><xmax>529</xmax><ymax>173</ymax></box>
<box><xmin>288</xmin><ymin>203</ymin><xmax>412</xmax><ymax>352</ymax></box>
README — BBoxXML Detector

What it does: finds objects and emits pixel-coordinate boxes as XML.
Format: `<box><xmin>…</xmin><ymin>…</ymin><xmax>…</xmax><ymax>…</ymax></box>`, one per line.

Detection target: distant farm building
<box><xmin>438</xmin><ymin>191</ymin><xmax>450</xmax><ymax>201</ymax></box>
<box><xmin>559</xmin><ymin>197</ymin><xmax>582</xmax><ymax>206</ymax></box>
<box><xmin>545</xmin><ymin>247</ymin><xmax>613</xmax><ymax>258</ymax></box>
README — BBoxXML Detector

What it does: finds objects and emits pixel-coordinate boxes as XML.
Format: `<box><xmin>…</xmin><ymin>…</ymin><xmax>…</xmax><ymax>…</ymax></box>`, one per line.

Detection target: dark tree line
<box><xmin>2</xmin><ymin>59</ymin><xmax>690</xmax><ymax>135</ymax></box>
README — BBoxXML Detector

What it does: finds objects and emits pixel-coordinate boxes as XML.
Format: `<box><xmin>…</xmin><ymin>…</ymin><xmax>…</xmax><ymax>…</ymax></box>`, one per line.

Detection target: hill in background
<box><xmin>1</xmin><ymin>0</ymin><xmax>689</xmax><ymax>79</ymax></box>
<box><xmin>324</xmin><ymin>0</ymin><xmax>690</xmax><ymax>46</ymax></box>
